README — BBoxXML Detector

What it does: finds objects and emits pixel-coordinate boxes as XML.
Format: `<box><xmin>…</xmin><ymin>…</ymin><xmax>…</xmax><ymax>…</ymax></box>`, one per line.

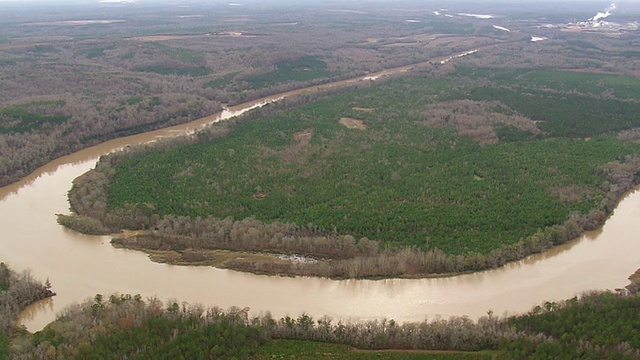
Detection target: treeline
<box><xmin>459</xmin><ymin>33</ymin><xmax>640</xmax><ymax>78</ymax></box>
<box><xmin>11</xmin><ymin>293</ymin><xmax>518</xmax><ymax>359</ymax></box>
<box><xmin>468</xmin><ymin>87</ymin><xmax>640</xmax><ymax>138</ymax></box>
<box><xmin>0</xmin><ymin>262</ymin><xmax>54</xmax><ymax>340</ymax></box>
<box><xmin>418</xmin><ymin>99</ymin><xmax>541</xmax><ymax>144</ymax></box>
<box><xmin>10</xmin><ymin>282</ymin><xmax>640</xmax><ymax>359</ymax></box>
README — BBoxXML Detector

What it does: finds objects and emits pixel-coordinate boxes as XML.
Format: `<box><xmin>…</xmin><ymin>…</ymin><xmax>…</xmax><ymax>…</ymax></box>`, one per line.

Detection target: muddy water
<box><xmin>3</xmin><ymin>61</ymin><xmax>640</xmax><ymax>332</ymax></box>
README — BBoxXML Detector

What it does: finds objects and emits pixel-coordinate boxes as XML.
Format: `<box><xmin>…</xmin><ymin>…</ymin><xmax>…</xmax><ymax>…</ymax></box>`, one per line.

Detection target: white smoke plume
<box><xmin>589</xmin><ymin>3</ymin><xmax>616</xmax><ymax>22</ymax></box>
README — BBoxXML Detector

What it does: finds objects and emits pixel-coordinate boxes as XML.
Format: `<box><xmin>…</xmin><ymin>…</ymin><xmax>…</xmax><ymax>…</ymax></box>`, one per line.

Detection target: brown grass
<box><xmin>339</xmin><ymin>117</ymin><xmax>367</xmax><ymax>130</ymax></box>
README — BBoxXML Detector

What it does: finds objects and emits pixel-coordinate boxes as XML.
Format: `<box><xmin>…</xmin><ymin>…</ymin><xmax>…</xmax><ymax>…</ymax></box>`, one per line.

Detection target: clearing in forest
<box><xmin>339</xmin><ymin>117</ymin><xmax>367</xmax><ymax>130</ymax></box>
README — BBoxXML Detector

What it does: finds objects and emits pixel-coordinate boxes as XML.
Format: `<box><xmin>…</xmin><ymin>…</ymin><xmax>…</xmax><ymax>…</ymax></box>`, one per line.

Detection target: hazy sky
<box><xmin>0</xmin><ymin>0</ymin><xmax>633</xmax><ymax>2</ymax></box>
<box><xmin>0</xmin><ymin>0</ymin><xmax>636</xmax><ymax>12</ymax></box>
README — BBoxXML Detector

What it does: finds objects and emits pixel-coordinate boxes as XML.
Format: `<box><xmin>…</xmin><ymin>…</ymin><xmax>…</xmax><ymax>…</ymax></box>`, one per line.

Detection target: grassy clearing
<box><xmin>339</xmin><ymin>117</ymin><xmax>367</xmax><ymax>129</ymax></box>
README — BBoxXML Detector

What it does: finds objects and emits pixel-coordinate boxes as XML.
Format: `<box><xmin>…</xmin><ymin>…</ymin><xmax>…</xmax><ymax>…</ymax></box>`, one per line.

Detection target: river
<box><xmin>3</xmin><ymin>58</ymin><xmax>640</xmax><ymax>332</ymax></box>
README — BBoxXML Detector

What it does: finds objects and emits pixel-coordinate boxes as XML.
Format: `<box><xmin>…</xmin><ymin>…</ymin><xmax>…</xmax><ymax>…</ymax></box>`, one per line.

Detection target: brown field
<box><xmin>340</xmin><ymin>117</ymin><xmax>367</xmax><ymax>129</ymax></box>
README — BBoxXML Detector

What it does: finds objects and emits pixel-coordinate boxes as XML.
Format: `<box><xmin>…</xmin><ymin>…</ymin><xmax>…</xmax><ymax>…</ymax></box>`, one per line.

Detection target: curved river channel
<box><xmin>3</xmin><ymin>66</ymin><xmax>640</xmax><ymax>332</ymax></box>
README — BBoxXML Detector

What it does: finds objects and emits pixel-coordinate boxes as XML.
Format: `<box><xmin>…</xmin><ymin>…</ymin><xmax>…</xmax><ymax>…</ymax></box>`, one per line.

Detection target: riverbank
<box><xmin>110</xmin><ymin>231</ymin><xmax>473</xmax><ymax>280</ymax></box>
<box><xmin>0</xmin><ymin>263</ymin><xmax>55</xmax><ymax>337</ymax></box>
<box><xmin>8</xmin><ymin>271</ymin><xmax>640</xmax><ymax>358</ymax></box>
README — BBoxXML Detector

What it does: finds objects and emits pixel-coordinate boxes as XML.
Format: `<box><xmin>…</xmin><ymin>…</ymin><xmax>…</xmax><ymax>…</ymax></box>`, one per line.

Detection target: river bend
<box><xmin>3</xmin><ymin>64</ymin><xmax>640</xmax><ymax>332</ymax></box>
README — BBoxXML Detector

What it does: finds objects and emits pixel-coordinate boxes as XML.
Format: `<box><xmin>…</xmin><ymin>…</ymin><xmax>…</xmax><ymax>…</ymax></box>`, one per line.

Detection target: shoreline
<box><xmin>111</xmin><ymin>231</ymin><xmax>475</xmax><ymax>280</ymax></box>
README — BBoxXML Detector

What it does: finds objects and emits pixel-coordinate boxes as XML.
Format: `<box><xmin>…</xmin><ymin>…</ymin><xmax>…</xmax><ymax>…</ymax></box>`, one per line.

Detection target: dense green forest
<box><xmin>71</xmin><ymin>68</ymin><xmax>640</xmax><ymax>275</ymax></box>
<box><xmin>501</xmin><ymin>291</ymin><xmax>640</xmax><ymax>359</ymax></box>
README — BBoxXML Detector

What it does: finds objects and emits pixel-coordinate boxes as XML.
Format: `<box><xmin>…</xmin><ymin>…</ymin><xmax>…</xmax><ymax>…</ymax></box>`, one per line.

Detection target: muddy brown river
<box><xmin>3</xmin><ymin>62</ymin><xmax>640</xmax><ymax>332</ymax></box>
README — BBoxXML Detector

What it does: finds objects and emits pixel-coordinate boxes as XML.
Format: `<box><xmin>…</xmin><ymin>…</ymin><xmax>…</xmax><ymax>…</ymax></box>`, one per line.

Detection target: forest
<box><xmin>0</xmin><ymin>0</ymin><xmax>497</xmax><ymax>187</ymax></box>
<box><xmin>1</xmin><ymin>0</ymin><xmax>639</xmax><ymax>187</ymax></box>
<box><xmin>64</xmin><ymin>66</ymin><xmax>640</xmax><ymax>277</ymax></box>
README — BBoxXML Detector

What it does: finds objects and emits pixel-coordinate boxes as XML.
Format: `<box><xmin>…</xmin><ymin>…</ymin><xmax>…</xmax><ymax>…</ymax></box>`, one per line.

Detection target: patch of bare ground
<box><xmin>339</xmin><ymin>117</ymin><xmax>367</xmax><ymax>130</ymax></box>
<box><xmin>386</xmin><ymin>33</ymin><xmax>441</xmax><ymax>43</ymax></box>
<box><xmin>281</xmin><ymin>127</ymin><xmax>314</xmax><ymax>164</ymax></box>
<box><xmin>293</xmin><ymin>128</ymin><xmax>314</xmax><ymax>145</ymax></box>
<box><xmin>352</xmin><ymin>107</ymin><xmax>375</xmax><ymax>112</ymax></box>
<box><xmin>418</xmin><ymin>100</ymin><xmax>540</xmax><ymax>144</ymax></box>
